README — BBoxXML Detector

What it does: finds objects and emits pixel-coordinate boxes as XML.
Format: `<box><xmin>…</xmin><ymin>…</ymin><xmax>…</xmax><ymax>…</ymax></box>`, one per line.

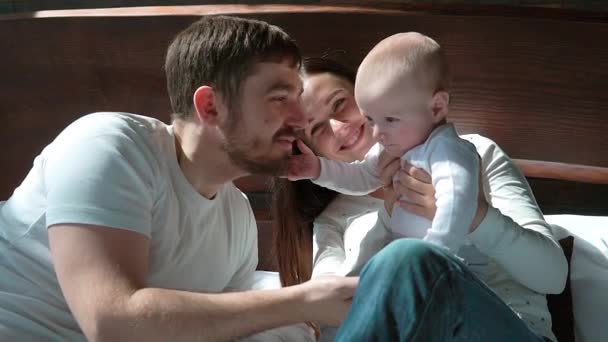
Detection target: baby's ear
<box><xmin>430</xmin><ymin>91</ymin><xmax>450</xmax><ymax>123</ymax></box>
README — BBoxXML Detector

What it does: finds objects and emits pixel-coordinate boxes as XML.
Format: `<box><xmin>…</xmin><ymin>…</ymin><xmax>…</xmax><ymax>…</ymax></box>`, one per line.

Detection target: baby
<box><xmin>290</xmin><ymin>32</ymin><xmax>481</xmax><ymax>253</ymax></box>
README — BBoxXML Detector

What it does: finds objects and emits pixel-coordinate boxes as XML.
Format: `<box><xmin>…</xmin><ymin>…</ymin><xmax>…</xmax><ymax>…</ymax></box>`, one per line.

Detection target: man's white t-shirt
<box><xmin>0</xmin><ymin>112</ymin><xmax>258</xmax><ymax>340</ymax></box>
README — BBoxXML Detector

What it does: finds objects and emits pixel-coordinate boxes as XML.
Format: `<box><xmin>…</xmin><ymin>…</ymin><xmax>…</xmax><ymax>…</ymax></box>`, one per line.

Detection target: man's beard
<box><xmin>222</xmin><ymin>128</ymin><xmax>294</xmax><ymax>176</ymax></box>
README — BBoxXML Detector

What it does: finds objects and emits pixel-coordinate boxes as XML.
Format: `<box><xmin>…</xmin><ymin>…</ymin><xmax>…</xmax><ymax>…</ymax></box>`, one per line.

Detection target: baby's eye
<box><xmin>385</xmin><ymin>117</ymin><xmax>400</xmax><ymax>123</ymax></box>
<box><xmin>365</xmin><ymin>116</ymin><xmax>375</xmax><ymax>124</ymax></box>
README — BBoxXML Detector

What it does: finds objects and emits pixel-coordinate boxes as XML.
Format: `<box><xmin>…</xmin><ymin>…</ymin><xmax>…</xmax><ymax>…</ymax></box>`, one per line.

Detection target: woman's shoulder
<box><xmin>459</xmin><ymin>133</ymin><xmax>510</xmax><ymax>162</ymax></box>
<box><xmin>460</xmin><ymin>133</ymin><xmax>498</xmax><ymax>150</ymax></box>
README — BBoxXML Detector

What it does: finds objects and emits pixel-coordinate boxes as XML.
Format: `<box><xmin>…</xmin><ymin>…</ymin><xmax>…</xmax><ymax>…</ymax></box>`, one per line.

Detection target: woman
<box><xmin>272</xmin><ymin>57</ymin><xmax>567</xmax><ymax>341</ymax></box>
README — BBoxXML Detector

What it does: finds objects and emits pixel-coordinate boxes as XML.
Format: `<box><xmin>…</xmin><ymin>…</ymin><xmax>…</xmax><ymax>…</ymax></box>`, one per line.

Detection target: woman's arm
<box><xmin>313</xmin><ymin>199</ymin><xmax>393</xmax><ymax>278</ymax></box>
<box><xmin>464</xmin><ymin>135</ymin><xmax>568</xmax><ymax>294</ymax></box>
<box><xmin>386</xmin><ymin>135</ymin><xmax>567</xmax><ymax>294</ymax></box>
<box><xmin>312</xmin><ymin>217</ymin><xmax>348</xmax><ymax>277</ymax></box>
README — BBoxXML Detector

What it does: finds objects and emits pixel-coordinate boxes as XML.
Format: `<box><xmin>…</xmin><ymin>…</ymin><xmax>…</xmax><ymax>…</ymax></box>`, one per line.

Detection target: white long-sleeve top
<box><xmin>312</xmin><ymin>134</ymin><xmax>567</xmax><ymax>342</ymax></box>
<box><xmin>314</xmin><ymin>123</ymin><xmax>480</xmax><ymax>253</ymax></box>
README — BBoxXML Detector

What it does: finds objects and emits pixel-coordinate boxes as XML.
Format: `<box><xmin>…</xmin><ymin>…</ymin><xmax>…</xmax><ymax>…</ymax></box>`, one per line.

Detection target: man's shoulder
<box><xmin>41</xmin><ymin>112</ymin><xmax>173</xmax><ymax>177</ymax></box>
<box><xmin>70</xmin><ymin>112</ymin><xmax>168</xmax><ymax>136</ymax></box>
<box><xmin>54</xmin><ymin>112</ymin><xmax>171</xmax><ymax>152</ymax></box>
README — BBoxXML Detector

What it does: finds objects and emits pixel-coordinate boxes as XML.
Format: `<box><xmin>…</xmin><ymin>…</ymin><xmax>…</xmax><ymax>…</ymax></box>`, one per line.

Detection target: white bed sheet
<box><xmin>546</xmin><ymin>214</ymin><xmax>608</xmax><ymax>342</ymax></box>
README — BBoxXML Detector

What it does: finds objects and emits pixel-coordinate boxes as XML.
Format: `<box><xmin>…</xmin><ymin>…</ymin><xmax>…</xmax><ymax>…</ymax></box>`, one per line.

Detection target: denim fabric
<box><xmin>335</xmin><ymin>239</ymin><xmax>549</xmax><ymax>342</ymax></box>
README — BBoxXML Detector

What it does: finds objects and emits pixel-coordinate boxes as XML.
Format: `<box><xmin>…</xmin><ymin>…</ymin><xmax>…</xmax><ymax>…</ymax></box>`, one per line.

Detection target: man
<box><xmin>0</xmin><ymin>15</ymin><xmax>356</xmax><ymax>341</ymax></box>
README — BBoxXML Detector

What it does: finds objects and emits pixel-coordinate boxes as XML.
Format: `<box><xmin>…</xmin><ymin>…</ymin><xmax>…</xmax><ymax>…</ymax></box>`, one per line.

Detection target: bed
<box><xmin>1</xmin><ymin>4</ymin><xmax>607</xmax><ymax>341</ymax></box>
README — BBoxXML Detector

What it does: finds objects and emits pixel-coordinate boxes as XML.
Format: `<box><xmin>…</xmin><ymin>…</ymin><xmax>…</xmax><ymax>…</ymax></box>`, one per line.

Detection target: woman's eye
<box><xmin>272</xmin><ymin>96</ymin><xmax>287</xmax><ymax>103</ymax></box>
<box><xmin>332</xmin><ymin>98</ymin><xmax>346</xmax><ymax>113</ymax></box>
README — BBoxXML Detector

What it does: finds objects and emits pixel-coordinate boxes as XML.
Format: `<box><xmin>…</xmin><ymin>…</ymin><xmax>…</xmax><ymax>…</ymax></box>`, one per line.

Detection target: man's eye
<box><xmin>272</xmin><ymin>96</ymin><xmax>287</xmax><ymax>103</ymax></box>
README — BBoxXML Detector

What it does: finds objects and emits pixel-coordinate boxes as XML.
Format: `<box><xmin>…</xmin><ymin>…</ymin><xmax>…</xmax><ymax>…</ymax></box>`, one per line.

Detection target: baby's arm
<box><xmin>287</xmin><ymin>140</ymin><xmax>322</xmax><ymax>181</ymax></box>
<box><xmin>287</xmin><ymin>141</ymin><xmax>382</xmax><ymax>194</ymax></box>
<box><xmin>423</xmin><ymin>140</ymin><xmax>480</xmax><ymax>252</ymax></box>
<box><xmin>313</xmin><ymin>144</ymin><xmax>384</xmax><ymax>195</ymax></box>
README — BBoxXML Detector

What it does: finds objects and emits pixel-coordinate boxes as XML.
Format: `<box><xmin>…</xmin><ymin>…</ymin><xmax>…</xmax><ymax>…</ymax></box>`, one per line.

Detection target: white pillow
<box><xmin>251</xmin><ymin>270</ymin><xmax>282</xmax><ymax>290</ymax></box>
<box><xmin>243</xmin><ymin>271</ymin><xmax>315</xmax><ymax>342</ymax></box>
<box><xmin>545</xmin><ymin>214</ymin><xmax>608</xmax><ymax>342</ymax></box>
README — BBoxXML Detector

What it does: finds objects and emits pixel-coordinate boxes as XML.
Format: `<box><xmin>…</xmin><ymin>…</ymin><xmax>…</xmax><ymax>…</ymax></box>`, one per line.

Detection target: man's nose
<box><xmin>285</xmin><ymin>99</ymin><xmax>313</xmax><ymax>129</ymax></box>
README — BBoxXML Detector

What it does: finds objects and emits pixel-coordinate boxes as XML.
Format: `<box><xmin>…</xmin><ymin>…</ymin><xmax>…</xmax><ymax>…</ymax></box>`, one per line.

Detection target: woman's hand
<box><xmin>381</xmin><ymin>157</ymin><xmax>489</xmax><ymax>233</ymax></box>
<box><xmin>388</xmin><ymin>161</ymin><xmax>437</xmax><ymax>220</ymax></box>
<box><xmin>375</xmin><ymin>153</ymin><xmax>436</xmax><ymax>219</ymax></box>
<box><xmin>375</xmin><ymin>151</ymin><xmax>400</xmax><ymax>213</ymax></box>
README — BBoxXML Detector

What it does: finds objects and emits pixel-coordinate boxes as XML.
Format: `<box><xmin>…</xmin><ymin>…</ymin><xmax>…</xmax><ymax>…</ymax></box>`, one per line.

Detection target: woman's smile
<box><xmin>339</xmin><ymin>122</ymin><xmax>366</xmax><ymax>151</ymax></box>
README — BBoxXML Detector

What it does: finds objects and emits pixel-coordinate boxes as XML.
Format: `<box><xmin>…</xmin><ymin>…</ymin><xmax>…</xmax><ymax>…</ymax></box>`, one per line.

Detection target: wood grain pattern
<box><xmin>514</xmin><ymin>159</ymin><xmax>608</xmax><ymax>185</ymax></box>
<box><xmin>0</xmin><ymin>7</ymin><xmax>603</xmax><ymax>338</ymax></box>
<box><xmin>1</xmin><ymin>4</ymin><xmax>607</xmax><ymax>203</ymax></box>
<box><xmin>3</xmin><ymin>3</ymin><xmax>608</xmax><ymax>21</ymax></box>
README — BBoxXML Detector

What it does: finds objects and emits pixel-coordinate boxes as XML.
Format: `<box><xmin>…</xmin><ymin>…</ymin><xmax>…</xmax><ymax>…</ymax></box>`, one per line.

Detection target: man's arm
<box><xmin>49</xmin><ymin>224</ymin><xmax>357</xmax><ymax>342</ymax></box>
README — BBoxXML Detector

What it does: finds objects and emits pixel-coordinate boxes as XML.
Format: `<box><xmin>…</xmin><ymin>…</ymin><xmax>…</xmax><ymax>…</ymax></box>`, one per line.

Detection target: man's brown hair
<box><xmin>165</xmin><ymin>15</ymin><xmax>301</xmax><ymax>119</ymax></box>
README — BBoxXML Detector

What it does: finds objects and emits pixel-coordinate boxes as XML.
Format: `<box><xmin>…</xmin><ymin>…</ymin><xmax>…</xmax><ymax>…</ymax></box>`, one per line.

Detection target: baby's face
<box><xmin>356</xmin><ymin>77</ymin><xmax>439</xmax><ymax>157</ymax></box>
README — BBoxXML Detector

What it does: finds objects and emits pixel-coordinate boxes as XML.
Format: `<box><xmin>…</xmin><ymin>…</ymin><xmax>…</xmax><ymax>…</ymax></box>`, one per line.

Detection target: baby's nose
<box><xmin>372</xmin><ymin>125</ymin><xmax>384</xmax><ymax>141</ymax></box>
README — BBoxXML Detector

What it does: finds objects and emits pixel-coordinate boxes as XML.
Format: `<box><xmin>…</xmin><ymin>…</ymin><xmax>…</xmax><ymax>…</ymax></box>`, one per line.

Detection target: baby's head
<box><xmin>355</xmin><ymin>32</ymin><xmax>451</xmax><ymax>157</ymax></box>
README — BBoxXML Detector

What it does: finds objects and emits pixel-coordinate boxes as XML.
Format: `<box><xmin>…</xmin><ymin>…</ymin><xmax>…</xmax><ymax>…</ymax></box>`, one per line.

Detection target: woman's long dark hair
<box><xmin>272</xmin><ymin>57</ymin><xmax>357</xmax><ymax>289</ymax></box>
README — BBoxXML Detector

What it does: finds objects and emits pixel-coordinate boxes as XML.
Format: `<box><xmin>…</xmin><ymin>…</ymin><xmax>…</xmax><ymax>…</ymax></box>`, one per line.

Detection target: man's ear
<box><xmin>193</xmin><ymin>86</ymin><xmax>219</xmax><ymax>126</ymax></box>
<box><xmin>430</xmin><ymin>90</ymin><xmax>450</xmax><ymax>123</ymax></box>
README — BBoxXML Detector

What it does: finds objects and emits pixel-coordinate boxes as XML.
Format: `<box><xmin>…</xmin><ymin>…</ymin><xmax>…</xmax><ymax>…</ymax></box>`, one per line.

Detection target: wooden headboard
<box><xmin>1</xmin><ymin>4</ymin><xmax>607</xmax><ymax>216</ymax></box>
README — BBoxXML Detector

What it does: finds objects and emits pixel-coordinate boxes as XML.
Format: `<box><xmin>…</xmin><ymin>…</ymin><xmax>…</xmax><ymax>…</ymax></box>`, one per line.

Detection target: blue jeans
<box><xmin>335</xmin><ymin>239</ymin><xmax>549</xmax><ymax>342</ymax></box>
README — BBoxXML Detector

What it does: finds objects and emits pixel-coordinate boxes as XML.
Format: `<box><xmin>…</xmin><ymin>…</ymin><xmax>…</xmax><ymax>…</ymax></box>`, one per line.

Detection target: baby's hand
<box><xmin>287</xmin><ymin>140</ymin><xmax>321</xmax><ymax>181</ymax></box>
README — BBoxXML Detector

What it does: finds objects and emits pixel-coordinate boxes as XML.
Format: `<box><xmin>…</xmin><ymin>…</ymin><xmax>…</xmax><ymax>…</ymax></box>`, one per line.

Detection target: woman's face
<box><xmin>301</xmin><ymin>73</ymin><xmax>375</xmax><ymax>162</ymax></box>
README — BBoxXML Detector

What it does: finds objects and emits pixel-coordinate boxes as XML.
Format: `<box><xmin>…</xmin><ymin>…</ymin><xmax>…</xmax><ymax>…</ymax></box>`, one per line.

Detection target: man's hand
<box><xmin>297</xmin><ymin>275</ymin><xmax>358</xmax><ymax>327</ymax></box>
<box><xmin>287</xmin><ymin>140</ymin><xmax>321</xmax><ymax>181</ymax></box>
